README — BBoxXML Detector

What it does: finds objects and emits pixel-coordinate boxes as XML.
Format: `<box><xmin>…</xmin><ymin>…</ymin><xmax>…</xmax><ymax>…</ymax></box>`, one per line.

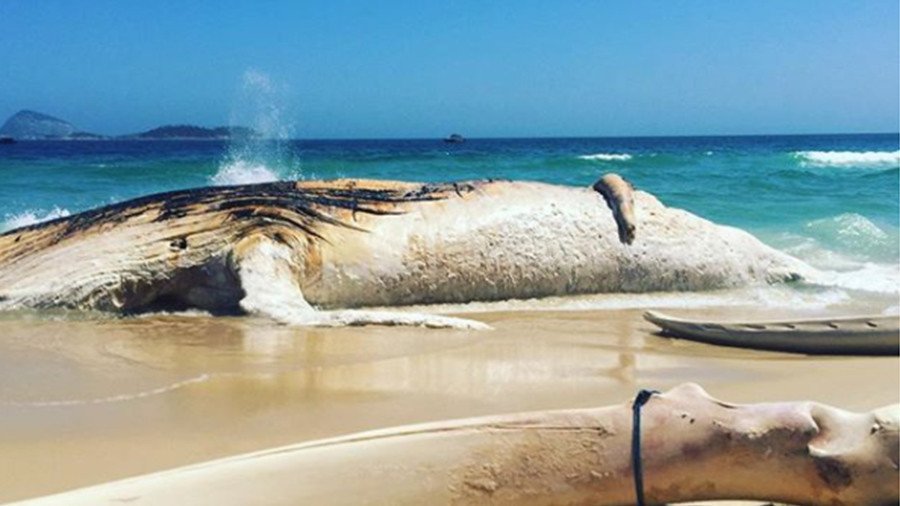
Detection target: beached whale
<box><xmin>11</xmin><ymin>383</ymin><xmax>899</xmax><ymax>505</ymax></box>
<box><xmin>0</xmin><ymin>175</ymin><xmax>811</xmax><ymax>327</ymax></box>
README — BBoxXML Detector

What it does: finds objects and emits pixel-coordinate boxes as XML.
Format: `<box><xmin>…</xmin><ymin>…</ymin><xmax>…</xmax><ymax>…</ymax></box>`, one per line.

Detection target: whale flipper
<box><xmin>592</xmin><ymin>173</ymin><xmax>636</xmax><ymax>245</ymax></box>
<box><xmin>234</xmin><ymin>236</ymin><xmax>490</xmax><ymax>330</ymax></box>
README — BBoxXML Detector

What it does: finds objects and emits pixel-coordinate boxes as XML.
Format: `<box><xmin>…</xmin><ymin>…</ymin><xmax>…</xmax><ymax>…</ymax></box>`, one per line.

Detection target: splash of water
<box><xmin>210</xmin><ymin>160</ymin><xmax>281</xmax><ymax>186</ymax></box>
<box><xmin>210</xmin><ymin>69</ymin><xmax>300</xmax><ymax>185</ymax></box>
<box><xmin>2</xmin><ymin>207</ymin><xmax>71</xmax><ymax>231</ymax></box>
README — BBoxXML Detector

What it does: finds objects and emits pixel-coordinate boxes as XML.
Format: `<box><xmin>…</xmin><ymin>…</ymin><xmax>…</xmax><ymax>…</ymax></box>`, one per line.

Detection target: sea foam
<box><xmin>808</xmin><ymin>262</ymin><xmax>900</xmax><ymax>296</ymax></box>
<box><xmin>793</xmin><ymin>150</ymin><xmax>900</xmax><ymax>167</ymax></box>
<box><xmin>2</xmin><ymin>207</ymin><xmax>71</xmax><ymax>231</ymax></box>
<box><xmin>772</xmin><ymin>214</ymin><xmax>899</xmax><ymax>295</ymax></box>
<box><xmin>805</xmin><ymin>213</ymin><xmax>892</xmax><ymax>252</ymax></box>
<box><xmin>578</xmin><ymin>153</ymin><xmax>632</xmax><ymax>161</ymax></box>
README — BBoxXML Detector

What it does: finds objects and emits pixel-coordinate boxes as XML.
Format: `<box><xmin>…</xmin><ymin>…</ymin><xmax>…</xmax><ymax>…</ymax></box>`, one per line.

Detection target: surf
<box><xmin>793</xmin><ymin>149</ymin><xmax>900</xmax><ymax>167</ymax></box>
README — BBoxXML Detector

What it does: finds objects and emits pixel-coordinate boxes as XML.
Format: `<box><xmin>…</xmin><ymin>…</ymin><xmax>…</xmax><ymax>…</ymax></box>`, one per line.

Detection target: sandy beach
<box><xmin>1</xmin><ymin>305</ymin><xmax>896</xmax><ymax>503</ymax></box>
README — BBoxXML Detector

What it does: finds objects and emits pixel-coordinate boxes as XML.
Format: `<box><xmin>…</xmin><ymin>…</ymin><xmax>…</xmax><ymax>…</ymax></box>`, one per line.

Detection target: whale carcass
<box><xmin>0</xmin><ymin>175</ymin><xmax>810</xmax><ymax>326</ymax></box>
<box><xmin>10</xmin><ymin>384</ymin><xmax>899</xmax><ymax>505</ymax></box>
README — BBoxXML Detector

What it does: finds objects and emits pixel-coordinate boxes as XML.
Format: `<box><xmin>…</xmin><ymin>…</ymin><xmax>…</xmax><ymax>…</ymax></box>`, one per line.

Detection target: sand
<box><xmin>0</xmin><ymin>306</ymin><xmax>897</xmax><ymax>503</ymax></box>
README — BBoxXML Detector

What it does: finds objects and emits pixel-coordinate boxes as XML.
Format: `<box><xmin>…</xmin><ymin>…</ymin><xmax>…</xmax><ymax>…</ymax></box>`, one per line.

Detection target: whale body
<box><xmin>0</xmin><ymin>176</ymin><xmax>810</xmax><ymax>326</ymax></box>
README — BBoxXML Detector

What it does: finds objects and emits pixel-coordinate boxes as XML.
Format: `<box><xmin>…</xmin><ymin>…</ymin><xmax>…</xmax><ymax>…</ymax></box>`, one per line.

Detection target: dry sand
<box><xmin>0</xmin><ymin>306</ymin><xmax>897</xmax><ymax>503</ymax></box>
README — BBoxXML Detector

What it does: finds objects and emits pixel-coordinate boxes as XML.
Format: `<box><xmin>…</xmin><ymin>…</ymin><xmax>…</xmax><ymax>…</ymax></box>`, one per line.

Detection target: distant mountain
<box><xmin>0</xmin><ymin>110</ymin><xmax>259</xmax><ymax>141</ymax></box>
<box><xmin>127</xmin><ymin>124</ymin><xmax>259</xmax><ymax>140</ymax></box>
<box><xmin>0</xmin><ymin>110</ymin><xmax>79</xmax><ymax>139</ymax></box>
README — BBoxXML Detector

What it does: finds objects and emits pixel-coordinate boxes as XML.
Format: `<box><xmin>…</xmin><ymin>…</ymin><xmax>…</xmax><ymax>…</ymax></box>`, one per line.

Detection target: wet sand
<box><xmin>1</xmin><ymin>307</ymin><xmax>898</xmax><ymax>503</ymax></box>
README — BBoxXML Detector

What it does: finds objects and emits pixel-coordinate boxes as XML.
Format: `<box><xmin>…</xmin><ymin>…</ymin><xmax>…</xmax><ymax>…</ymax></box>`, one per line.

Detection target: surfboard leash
<box><xmin>631</xmin><ymin>388</ymin><xmax>659</xmax><ymax>506</ymax></box>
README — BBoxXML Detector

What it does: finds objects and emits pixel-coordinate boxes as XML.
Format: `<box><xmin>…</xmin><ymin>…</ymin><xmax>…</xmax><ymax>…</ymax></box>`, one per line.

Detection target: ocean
<box><xmin>1</xmin><ymin>134</ymin><xmax>898</xmax><ymax>312</ymax></box>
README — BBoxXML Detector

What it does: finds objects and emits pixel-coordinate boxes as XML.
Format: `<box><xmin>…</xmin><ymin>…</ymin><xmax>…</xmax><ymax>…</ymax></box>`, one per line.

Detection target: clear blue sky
<box><xmin>1</xmin><ymin>0</ymin><xmax>897</xmax><ymax>138</ymax></box>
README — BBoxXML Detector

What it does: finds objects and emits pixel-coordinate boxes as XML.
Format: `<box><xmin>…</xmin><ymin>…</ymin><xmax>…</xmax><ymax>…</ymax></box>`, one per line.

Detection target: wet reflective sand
<box><xmin>1</xmin><ymin>308</ymin><xmax>897</xmax><ymax>502</ymax></box>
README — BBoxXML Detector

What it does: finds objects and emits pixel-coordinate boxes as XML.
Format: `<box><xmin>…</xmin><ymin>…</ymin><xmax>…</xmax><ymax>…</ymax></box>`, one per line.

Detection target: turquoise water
<box><xmin>1</xmin><ymin>134</ymin><xmax>898</xmax><ymax>304</ymax></box>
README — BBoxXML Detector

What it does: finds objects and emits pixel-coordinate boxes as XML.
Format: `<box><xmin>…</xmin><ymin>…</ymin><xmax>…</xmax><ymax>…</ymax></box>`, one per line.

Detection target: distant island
<box><xmin>0</xmin><ymin>110</ymin><xmax>258</xmax><ymax>140</ymax></box>
<box><xmin>0</xmin><ymin>110</ymin><xmax>85</xmax><ymax>139</ymax></box>
<box><xmin>123</xmin><ymin>125</ymin><xmax>259</xmax><ymax>140</ymax></box>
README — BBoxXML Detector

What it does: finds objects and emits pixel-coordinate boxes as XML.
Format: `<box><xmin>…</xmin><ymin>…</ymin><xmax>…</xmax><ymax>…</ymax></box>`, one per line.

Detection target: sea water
<box><xmin>0</xmin><ymin>134</ymin><xmax>897</xmax><ymax>312</ymax></box>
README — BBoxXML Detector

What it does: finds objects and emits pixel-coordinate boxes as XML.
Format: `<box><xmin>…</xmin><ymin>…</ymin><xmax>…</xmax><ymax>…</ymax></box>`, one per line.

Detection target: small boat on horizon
<box><xmin>443</xmin><ymin>133</ymin><xmax>464</xmax><ymax>144</ymax></box>
<box><xmin>0</xmin><ymin>136</ymin><xmax>16</xmax><ymax>144</ymax></box>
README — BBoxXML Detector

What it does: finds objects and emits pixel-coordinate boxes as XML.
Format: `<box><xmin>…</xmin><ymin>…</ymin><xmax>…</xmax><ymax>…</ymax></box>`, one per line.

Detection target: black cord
<box><xmin>631</xmin><ymin>388</ymin><xmax>659</xmax><ymax>506</ymax></box>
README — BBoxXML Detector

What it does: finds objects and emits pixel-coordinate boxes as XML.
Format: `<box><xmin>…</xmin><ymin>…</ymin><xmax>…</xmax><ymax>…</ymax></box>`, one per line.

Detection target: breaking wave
<box><xmin>807</xmin><ymin>262</ymin><xmax>899</xmax><ymax>296</ymax></box>
<box><xmin>804</xmin><ymin>213</ymin><xmax>895</xmax><ymax>258</ymax></box>
<box><xmin>2</xmin><ymin>206</ymin><xmax>71</xmax><ymax>231</ymax></box>
<box><xmin>578</xmin><ymin>152</ymin><xmax>632</xmax><ymax>162</ymax></box>
<box><xmin>793</xmin><ymin>150</ymin><xmax>900</xmax><ymax>167</ymax></box>
<box><xmin>768</xmin><ymin>214</ymin><xmax>899</xmax><ymax>296</ymax></box>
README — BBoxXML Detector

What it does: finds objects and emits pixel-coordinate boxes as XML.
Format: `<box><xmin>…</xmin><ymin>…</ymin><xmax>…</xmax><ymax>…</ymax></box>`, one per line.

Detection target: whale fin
<box><xmin>592</xmin><ymin>173</ymin><xmax>636</xmax><ymax>245</ymax></box>
<box><xmin>234</xmin><ymin>236</ymin><xmax>490</xmax><ymax>330</ymax></box>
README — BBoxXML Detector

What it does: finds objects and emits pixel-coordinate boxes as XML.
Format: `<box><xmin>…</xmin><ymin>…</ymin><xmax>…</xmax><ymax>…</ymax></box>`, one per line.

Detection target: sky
<box><xmin>0</xmin><ymin>0</ymin><xmax>897</xmax><ymax>138</ymax></box>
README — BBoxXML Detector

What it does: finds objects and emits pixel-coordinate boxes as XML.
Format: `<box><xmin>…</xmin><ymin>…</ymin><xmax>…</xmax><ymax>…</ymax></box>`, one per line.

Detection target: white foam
<box><xmin>793</xmin><ymin>150</ymin><xmax>900</xmax><ymax>167</ymax></box>
<box><xmin>766</xmin><ymin>223</ymin><xmax>898</xmax><ymax>296</ymax></box>
<box><xmin>776</xmin><ymin>235</ymin><xmax>859</xmax><ymax>270</ymax></box>
<box><xmin>210</xmin><ymin>160</ymin><xmax>281</xmax><ymax>186</ymax></box>
<box><xmin>806</xmin><ymin>212</ymin><xmax>888</xmax><ymax>240</ymax></box>
<box><xmin>804</xmin><ymin>213</ymin><xmax>894</xmax><ymax>257</ymax></box>
<box><xmin>807</xmin><ymin>262</ymin><xmax>900</xmax><ymax>295</ymax></box>
<box><xmin>578</xmin><ymin>152</ymin><xmax>632</xmax><ymax>162</ymax></box>
<box><xmin>312</xmin><ymin>310</ymin><xmax>491</xmax><ymax>330</ymax></box>
<box><xmin>2</xmin><ymin>206</ymin><xmax>71</xmax><ymax>231</ymax></box>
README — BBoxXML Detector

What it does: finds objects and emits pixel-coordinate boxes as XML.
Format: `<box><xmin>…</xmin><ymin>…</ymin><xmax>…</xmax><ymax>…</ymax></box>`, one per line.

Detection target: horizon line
<box><xmin>288</xmin><ymin>131</ymin><xmax>900</xmax><ymax>141</ymax></box>
<box><xmin>9</xmin><ymin>131</ymin><xmax>900</xmax><ymax>142</ymax></box>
